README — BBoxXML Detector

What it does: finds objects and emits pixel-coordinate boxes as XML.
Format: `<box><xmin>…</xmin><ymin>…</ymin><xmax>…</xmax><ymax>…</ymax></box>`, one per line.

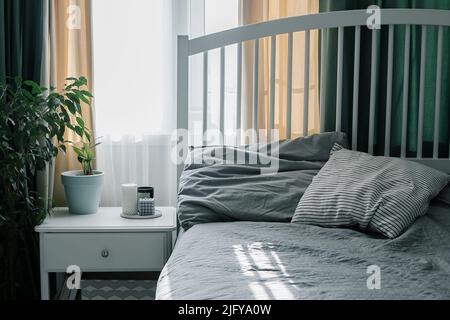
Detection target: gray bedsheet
<box><xmin>157</xmin><ymin>203</ymin><xmax>450</xmax><ymax>300</ymax></box>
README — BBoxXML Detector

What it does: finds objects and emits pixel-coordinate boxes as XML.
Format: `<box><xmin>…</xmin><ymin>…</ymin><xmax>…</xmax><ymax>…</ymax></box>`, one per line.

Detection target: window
<box><xmin>91</xmin><ymin>0</ymin><xmax>184</xmax><ymax>207</ymax></box>
<box><xmin>90</xmin><ymin>0</ymin><xmax>239</xmax><ymax>206</ymax></box>
<box><xmin>189</xmin><ymin>0</ymin><xmax>241</xmax><ymax>145</ymax></box>
<box><xmin>92</xmin><ymin>0</ymin><xmax>177</xmax><ymax>139</ymax></box>
<box><xmin>92</xmin><ymin>0</ymin><xmax>238</xmax><ymax>140</ymax></box>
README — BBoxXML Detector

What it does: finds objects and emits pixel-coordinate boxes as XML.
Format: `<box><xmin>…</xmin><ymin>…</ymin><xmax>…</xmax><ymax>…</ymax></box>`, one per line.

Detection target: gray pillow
<box><xmin>292</xmin><ymin>145</ymin><xmax>450</xmax><ymax>239</ymax></box>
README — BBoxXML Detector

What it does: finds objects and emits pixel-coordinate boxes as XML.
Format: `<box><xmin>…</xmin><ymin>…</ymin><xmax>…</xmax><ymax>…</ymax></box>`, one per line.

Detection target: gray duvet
<box><xmin>178</xmin><ymin>132</ymin><xmax>347</xmax><ymax>230</ymax></box>
<box><xmin>157</xmin><ymin>203</ymin><xmax>450</xmax><ymax>300</ymax></box>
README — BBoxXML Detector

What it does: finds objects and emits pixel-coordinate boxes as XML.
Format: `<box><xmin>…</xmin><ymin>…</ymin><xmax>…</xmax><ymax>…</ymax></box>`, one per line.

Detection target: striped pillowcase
<box><xmin>292</xmin><ymin>144</ymin><xmax>449</xmax><ymax>239</ymax></box>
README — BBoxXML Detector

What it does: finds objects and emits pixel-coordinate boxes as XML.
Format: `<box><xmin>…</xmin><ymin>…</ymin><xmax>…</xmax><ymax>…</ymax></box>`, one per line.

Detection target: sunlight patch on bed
<box><xmin>233</xmin><ymin>242</ymin><xmax>295</xmax><ymax>299</ymax></box>
<box><xmin>248</xmin><ymin>282</ymin><xmax>270</xmax><ymax>299</ymax></box>
<box><xmin>156</xmin><ymin>268</ymin><xmax>172</xmax><ymax>300</ymax></box>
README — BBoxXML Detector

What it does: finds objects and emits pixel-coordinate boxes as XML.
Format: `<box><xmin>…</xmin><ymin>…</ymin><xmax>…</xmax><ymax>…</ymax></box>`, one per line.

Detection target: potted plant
<box><xmin>61</xmin><ymin>135</ymin><xmax>104</xmax><ymax>215</ymax></box>
<box><xmin>0</xmin><ymin>76</ymin><xmax>95</xmax><ymax>298</ymax></box>
<box><xmin>54</xmin><ymin>77</ymin><xmax>103</xmax><ymax>215</ymax></box>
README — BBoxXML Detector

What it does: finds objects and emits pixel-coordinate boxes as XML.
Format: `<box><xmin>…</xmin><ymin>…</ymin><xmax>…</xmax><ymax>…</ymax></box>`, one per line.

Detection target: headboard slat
<box><xmin>433</xmin><ymin>26</ymin><xmax>444</xmax><ymax>159</ymax></box>
<box><xmin>384</xmin><ymin>25</ymin><xmax>395</xmax><ymax>157</ymax></box>
<box><xmin>269</xmin><ymin>36</ymin><xmax>277</xmax><ymax>142</ymax></box>
<box><xmin>368</xmin><ymin>29</ymin><xmax>379</xmax><ymax>155</ymax></box>
<box><xmin>252</xmin><ymin>39</ymin><xmax>259</xmax><ymax>142</ymax></box>
<box><xmin>352</xmin><ymin>26</ymin><xmax>361</xmax><ymax>151</ymax></box>
<box><xmin>303</xmin><ymin>30</ymin><xmax>310</xmax><ymax>138</ymax></box>
<box><xmin>336</xmin><ymin>27</ymin><xmax>344</xmax><ymax>133</ymax></box>
<box><xmin>286</xmin><ymin>32</ymin><xmax>293</xmax><ymax>140</ymax></box>
<box><xmin>219</xmin><ymin>47</ymin><xmax>226</xmax><ymax>138</ymax></box>
<box><xmin>202</xmin><ymin>51</ymin><xmax>208</xmax><ymax>144</ymax></box>
<box><xmin>401</xmin><ymin>25</ymin><xmax>411</xmax><ymax>158</ymax></box>
<box><xmin>319</xmin><ymin>28</ymin><xmax>328</xmax><ymax>133</ymax></box>
<box><xmin>236</xmin><ymin>42</ymin><xmax>243</xmax><ymax>144</ymax></box>
<box><xmin>417</xmin><ymin>25</ymin><xmax>428</xmax><ymax>159</ymax></box>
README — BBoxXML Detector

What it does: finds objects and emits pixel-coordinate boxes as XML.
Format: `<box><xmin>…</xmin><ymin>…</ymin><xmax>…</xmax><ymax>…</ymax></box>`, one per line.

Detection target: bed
<box><xmin>157</xmin><ymin>203</ymin><xmax>450</xmax><ymax>300</ymax></box>
<box><xmin>157</xmin><ymin>9</ymin><xmax>450</xmax><ymax>300</ymax></box>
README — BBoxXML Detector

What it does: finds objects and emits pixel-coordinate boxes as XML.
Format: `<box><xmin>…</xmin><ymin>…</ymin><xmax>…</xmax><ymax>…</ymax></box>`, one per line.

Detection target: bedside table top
<box><xmin>35</xmin><ymin>207</ymin><xmax>177</xmax><ymax>233</ymax></box>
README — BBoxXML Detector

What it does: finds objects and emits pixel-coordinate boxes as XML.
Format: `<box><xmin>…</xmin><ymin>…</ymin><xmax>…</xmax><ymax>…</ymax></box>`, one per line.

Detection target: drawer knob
<box><xmin>101</xmin><ymin>249</ymin><xmax>109</xmax><ymax>258</ymax></box>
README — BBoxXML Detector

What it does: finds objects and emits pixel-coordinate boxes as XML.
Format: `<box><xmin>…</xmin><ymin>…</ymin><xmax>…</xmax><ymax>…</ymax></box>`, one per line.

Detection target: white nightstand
<box><xmin>35</xmin><ymin>207</ymin><xmax>177</xmax><ymax>300</ymax></box>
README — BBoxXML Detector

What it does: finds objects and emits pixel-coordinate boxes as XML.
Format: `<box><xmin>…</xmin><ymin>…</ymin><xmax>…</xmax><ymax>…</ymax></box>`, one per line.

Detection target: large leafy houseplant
<box><xmin>0</xmin><ymin>76</ymin><xmax>93</xmax><ymax>299</ymax></box>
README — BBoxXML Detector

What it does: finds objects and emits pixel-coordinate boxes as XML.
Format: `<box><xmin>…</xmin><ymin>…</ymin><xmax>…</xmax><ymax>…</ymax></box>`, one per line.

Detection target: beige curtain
<box><xmin>242</xmin><ymin>0</ymin><xmax>319</xmax><ymax>140</ymax></box>
<box><xmin>39</xmin><ymin>0</ymin><xmax>94</xmax><ymax>206</ymax></box>
<box><xmin>37</xmin><ymin>0</ymin><xmax>54</xmax><ymax>212</ymax></box>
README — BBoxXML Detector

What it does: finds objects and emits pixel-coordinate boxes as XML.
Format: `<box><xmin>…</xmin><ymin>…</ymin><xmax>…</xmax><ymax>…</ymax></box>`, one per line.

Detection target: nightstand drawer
<box><xmin>43</xmin><ymin>233</ymin><xmax>167</xmax><ymax>272</ymax></box>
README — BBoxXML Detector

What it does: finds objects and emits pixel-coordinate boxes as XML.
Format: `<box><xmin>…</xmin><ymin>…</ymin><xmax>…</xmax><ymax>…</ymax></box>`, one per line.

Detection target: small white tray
<box><xmin>120</xmin><ymin>209</ymin><xmax>162</xmax><ymax>220</ymax></box>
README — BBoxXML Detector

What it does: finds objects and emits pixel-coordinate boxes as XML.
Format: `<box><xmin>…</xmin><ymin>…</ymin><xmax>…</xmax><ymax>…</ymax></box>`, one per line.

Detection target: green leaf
<box><xmin>22</xmin><ymin>90</ymin><xmax>35</xmax><ymax>101</ymax></box>
<box><xmin>74</xmin><ymin>90</ymin><xmax>90</xmax><ymax>104</ymax></box>
<box><xmin>80</xmin><ymin>90</ymin><xmax>93</xmax><ymax>98</ymax></box>
<box><xmin>65</xmin><ymin>76</ymin><xmax>87</xmax><ymax>88</ymax></box>
<box><xmin>74</xmin><ymin>126</ymin><xmax>84</xmax><ymax>138</ymax></box>
<box><xmin>66</xmin><ymin>92</ymin><xmax>80</xmax><ymax>104</ymax></box>
<box><xmin>72</xmin><ymin>146</ymin><xmax>83</xmax><ymax>157</ymax></box>
<box><xmin>62</xmin><ymin>100</ymin><xmax>77</xmax><ymax>115</ymax></box>
<box><xmin>85</xmin><ymin>130</ymin><xmax>91</xmax><ymax>142</ymax></box>
<box><xmin>76</xmin><ymin>117</ymin><xmax>85</xmax><ymax>128</ymax></box>
<box><xmin>87</xmin><ymin>150</ymin><xmax>94</xmax><ymax>161</ymax></box>
<box><xmin>79</xmin><ymin>76</ymin><xmax>88</xmax><ymax>86</ymax></box>
<box><xmin>24</xmin><ymin>80</ymin><xmax>43</xmax><ymax>95</ymax></box>
<box><xmin>14</xmin><ymin>76</ymin><xmax>22</xmax><ymax>87</ymax></box>
<box><xmin>80</xmin><ymin>95</ymin><xmax>90</xmax><ymax>105</ymax></box>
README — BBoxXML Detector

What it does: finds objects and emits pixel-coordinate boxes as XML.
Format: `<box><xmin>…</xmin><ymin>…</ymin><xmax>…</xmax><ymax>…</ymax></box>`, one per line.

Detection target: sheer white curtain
<box><xmin>92</xmin><ymin>0</ymin><xmax>238</xmax><ymax>207</ymax></box>
<box><xmin>91</xmin><ymin>0</ymin><xmax>187</xmax><ymax>207</ymax></box>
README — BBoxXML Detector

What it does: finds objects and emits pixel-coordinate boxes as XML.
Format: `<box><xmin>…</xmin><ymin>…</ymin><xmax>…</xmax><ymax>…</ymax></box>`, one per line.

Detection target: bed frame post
<box><xmin>177</xmin><ymin>35</ymin><xmax>189</xmax><ymax>187</ymax></box>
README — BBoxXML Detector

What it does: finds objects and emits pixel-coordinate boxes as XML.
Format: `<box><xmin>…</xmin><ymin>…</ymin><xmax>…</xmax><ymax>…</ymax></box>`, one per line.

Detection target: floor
<box><xmin>81</xmin><ymin>279</ymin><xmax>157</xmax><ymax>300</ymax></box>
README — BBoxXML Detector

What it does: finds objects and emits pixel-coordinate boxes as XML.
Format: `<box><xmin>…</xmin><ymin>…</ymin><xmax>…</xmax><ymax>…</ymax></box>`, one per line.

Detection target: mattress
<box><xmin>156</xmin><ymin>202</ymin><xmax>450</xmax><ymax>300</ymax></box>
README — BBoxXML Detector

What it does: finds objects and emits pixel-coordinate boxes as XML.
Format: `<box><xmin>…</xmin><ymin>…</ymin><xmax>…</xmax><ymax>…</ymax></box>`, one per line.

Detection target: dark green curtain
<box><xmin>320</xmin><ymin>0</ymin><xmax>450</xmax><ymax>157</ymax></box>
<box><xmin>0</xmin><ymin>0</ymin><xmax>44</xmax><ymax>300</ymax></box>
<box><xmin>0</xmin><ymin>0</ymin><xmax>44</xmax><ymax>83</ymax></box>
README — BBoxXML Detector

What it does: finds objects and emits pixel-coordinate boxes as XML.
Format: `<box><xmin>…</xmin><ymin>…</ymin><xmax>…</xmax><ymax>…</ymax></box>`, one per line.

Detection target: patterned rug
<box><xmin>81</xmin><ymin>280</ymin><xmax>157</xmax><ymax>300</ymax></box>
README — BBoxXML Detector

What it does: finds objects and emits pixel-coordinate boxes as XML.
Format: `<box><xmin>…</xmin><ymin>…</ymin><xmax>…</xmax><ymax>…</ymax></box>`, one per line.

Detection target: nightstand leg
<box><xmin>41</xmin><ymin>271</ymin><xmax>50</xmax><ymax>300</ymax></box>
<box><xmin>39</xmin><ymin>233</ymin><xmax>50</xmax><ymax>300</ymax></box>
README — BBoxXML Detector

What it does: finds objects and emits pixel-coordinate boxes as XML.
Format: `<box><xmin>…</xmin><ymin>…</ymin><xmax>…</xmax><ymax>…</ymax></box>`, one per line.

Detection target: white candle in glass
<box><xmin>122</xmin><ymin>183</ymin><xmax>138</xmax><ymax>215</ymax></box>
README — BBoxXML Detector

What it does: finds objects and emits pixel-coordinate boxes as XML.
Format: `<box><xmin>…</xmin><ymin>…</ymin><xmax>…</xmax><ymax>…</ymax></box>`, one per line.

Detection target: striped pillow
<box><xmin>292</xmin><ymin>144</ymin><xmax>449</xmax><ymax>239</ymax></box>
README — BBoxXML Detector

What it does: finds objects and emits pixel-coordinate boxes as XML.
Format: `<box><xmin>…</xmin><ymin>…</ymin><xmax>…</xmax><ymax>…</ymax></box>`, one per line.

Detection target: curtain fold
<box><xmin>0</xmin><ymin>0</ymin><xmax>44</xmax><ymax>83</ymax></box>
<box><xmin>97</xmin><ymin>135</ymin><xmax>177</xmax><ymax>207</ymax></box>
<box><xmin>319</xmin><ymin>0</ymin><xmax>450</xmax><ymax>157</ymax></box>
<box><xmin>45</xmin><ymin>0</ymin><xmax>94</xmax><ymax>205</ymax></box>
<box><xmin>0</xmin><ymin>0</ymin><xmax>45</xmax><ymax>300</ymax></box>
<box><xmin>242</xmin><ymin>0</ymin><xmax>320</xmax><ymax>140</ymax></box>
<box><xmin>36</xmin><ymin>0</ymin><xmax>53</xmax><ymax>212</ymax></box>
<box><xmin>0</xmin><ymin>0</ymin><xmax>51</xmax><ymax>210</ymax></box>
